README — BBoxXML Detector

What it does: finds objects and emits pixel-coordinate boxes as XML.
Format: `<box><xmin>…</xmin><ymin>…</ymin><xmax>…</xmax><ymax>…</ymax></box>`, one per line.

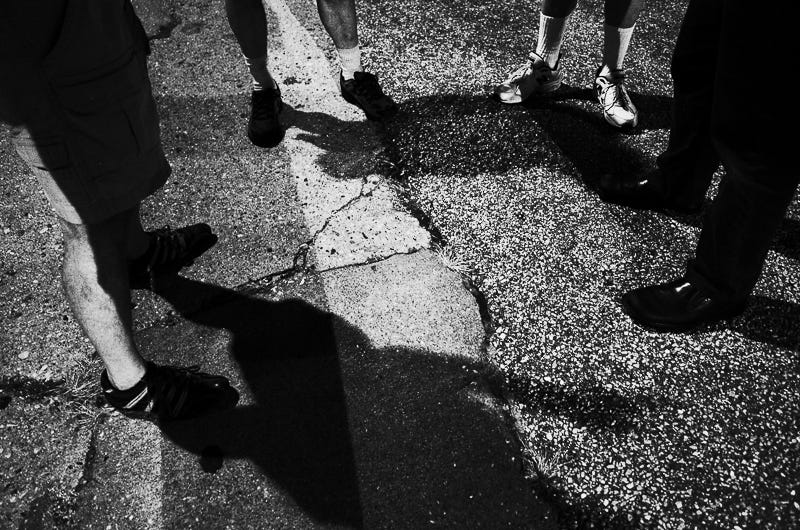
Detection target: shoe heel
<box><xmin>340</xmin><ymin>88</ymin><xmax>359</xmax><ymax>107</ymax></box>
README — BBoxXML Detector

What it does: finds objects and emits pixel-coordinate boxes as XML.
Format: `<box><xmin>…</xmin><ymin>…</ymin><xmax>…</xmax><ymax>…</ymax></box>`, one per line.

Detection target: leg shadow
<box><xmin>152</xmin><ymin>276</ymin><xmax>363</xmax><ymax>526</ymax></box>
<box><xmin>729</xmin><ymin>296</ymin><xmax>800</xmax><ymax>353</ymax></box>
<box><xmin>138</xmin><ymin>275</ymin><xmax>551</xmax><ymax>528</ymax></box>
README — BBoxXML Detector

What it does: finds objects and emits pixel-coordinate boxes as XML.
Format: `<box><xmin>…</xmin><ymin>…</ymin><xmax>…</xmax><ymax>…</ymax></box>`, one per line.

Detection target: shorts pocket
<box><xmin>51</xmin><ymin>52</ymin><xmax>160</xmax><ymax>178</ymax></box>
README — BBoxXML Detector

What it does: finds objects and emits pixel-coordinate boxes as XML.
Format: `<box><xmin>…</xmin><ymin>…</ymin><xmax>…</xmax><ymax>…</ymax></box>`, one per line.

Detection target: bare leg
<box><xmin>224</xmin><ymin>0</ymin><xmax>275</xmax><ymax>89</ymax></box>
<box><xmin>602</xmin><ymin>0</ymin><xmax>644</xmax><ymax>71</ymax></box>
<box><xmin>316</xmin><ymin>0</ymin><xmax>358</xmax><ymax>49</ymax></box>
<box><xmin>59</xmin><ymin>206</ymin><xmax>146</xmax><ymax>390</ymax></box>
<box><xmin>224</xmin><ymin>0</ymin><xmax>268</xmax><ymax>58</ymax></box>
<box><xmin>604</xmin><ymin>0</ymin><xmax>644</xmax><ymax>28</ymax></box>
<box><xmin>541</xmin><ymin>0</ymin><xmax>578</xmax><ymax>19</ymax></box>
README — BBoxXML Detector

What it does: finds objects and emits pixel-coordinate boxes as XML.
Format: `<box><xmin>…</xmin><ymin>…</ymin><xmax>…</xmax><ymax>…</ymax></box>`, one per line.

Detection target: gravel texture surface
<box><xmin>352</xmin><ymin>0</ymin><xmax>800</xmax><ymax>527</ymax></box>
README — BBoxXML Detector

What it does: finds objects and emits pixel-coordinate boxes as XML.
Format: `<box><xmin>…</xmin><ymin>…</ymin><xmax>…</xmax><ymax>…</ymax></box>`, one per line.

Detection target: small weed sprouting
<box><xmin>435</xmin><ymin>245</ymin><xmax>470</xmax><ymax>275</ymax></box>
<box><xmin>528</xmin><ymin>447</ymin><xmax>564</xmax><ymax>481</ymax></box>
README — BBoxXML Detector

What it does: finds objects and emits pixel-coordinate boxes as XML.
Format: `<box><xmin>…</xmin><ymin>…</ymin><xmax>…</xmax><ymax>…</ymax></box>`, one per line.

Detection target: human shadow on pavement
<box><xmin>503</xmin><ymin>373</ymin><xmax>674</xmax><ymax>435</ymax></box>
<box><xmin>644</xmin><ymin>202</ymin><xmax>800</xmax><ymax>263</ymax></box>
<box><xmin>730</xmin><ymin>296</ymin><xmax>800</xmax><ymax>354</ymax></box>
<box><xmin>520</xmin><ymin>82</ymin><xmax>673</xmax><ymax>132</ymax></box>
<box><xmin>281</xmin><ymin>103</ymin><xmax>388</xmax><ymax>182</ymax></box>
<box><xmin>140</xmin><ymin>276</ymin><xmax>551</xmax><ymax>529</ymax></box>
<box><xmin>382</xmin><ymin>90</ymin><xmax>672</xmax><ymax>193</ymax></box>
<box><xmin>154</xmin><ymin>277</ymin><xmax>363</xmax><ymax>527</ymax></box>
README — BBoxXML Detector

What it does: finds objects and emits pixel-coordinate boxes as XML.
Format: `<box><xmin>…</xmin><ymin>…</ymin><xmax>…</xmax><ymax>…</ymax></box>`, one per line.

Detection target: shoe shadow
<box><xmin>517</xmin><ymin>83</ymin><xmax>674</xmax><ymax>186</ymax></box>
<box><xmin>521</xmin><ymin>82</ymin><xmax>673</xmax><ymax>133</ymax></box>
<box><xmin>729</xmin><ymin>296</ymin><xmax>800</xmax><ymax>354</ymax></box>
<box><xmin>282</xmin><ymin>103</ymin><xmax>387</xmax><ymax>181</ymax></box>
<box><xmin>382</xmin><ymin>89</ymin><xmax>672</xmax><ymax>193</ymax></box>
<box><xmin>136</xmin><ymin>275</ymin><xmax>549</xmax><ymax>528</ymax></box>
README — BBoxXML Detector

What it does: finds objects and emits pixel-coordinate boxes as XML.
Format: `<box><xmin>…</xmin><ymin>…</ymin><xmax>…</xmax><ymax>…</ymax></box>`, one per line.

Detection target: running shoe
<box><xmin>594</xmin><ymin>68</ymin><xmax>639</xmax><ymax>129</ymax></box>
<box><xmin>128</xmin><ymin>224</ymin><xmax>218</xmax><ymax>290</ymax></box>
<box><xmin>101</xmin><ymin>362</ymin><xmax>239</xmax><ymax>422</ymax></box>
<box><xmin>495</xmin><ymin>52</ymin><xmax>563</xmax><ymax>104</ymax></box>
<box><xmin>247</xmin><ymin>87</ymin><xmax>284</xmax><ymax>148</ymax></box>
<box><xmin>340</xmin><ymin>71</ymin><xmax>398</xmax><ymax>121</ymax></box>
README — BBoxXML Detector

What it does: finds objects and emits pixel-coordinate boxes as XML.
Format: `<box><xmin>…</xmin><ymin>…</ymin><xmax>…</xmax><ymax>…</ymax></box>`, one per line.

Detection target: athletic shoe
<box><xmin>128</xmin><ymin>224</ymin><xmax>218</xmax><ymax>290</ymax></box>
<box><xmin>594</xmin><ymin>68</ymin><xmax>639</xmax><ymax>129</ymax></box>
<box><xmin>101</xmin><ymin>362</ymin><xmax>239</xmax><ymax>422</ymax></box>
<box><xmin>247</xmin><ymin>87</ymin><xmax>284</xmax><ymax>148</ymax></box>
<box><xmin>340</xmin><ymin>71</ymin><xmax>398</xmax><ymax>121</ymax></box>
<box><xmin>495</xmin><ymin>52</ymin><xmax>563</xmax><ymax>104</ymax></box>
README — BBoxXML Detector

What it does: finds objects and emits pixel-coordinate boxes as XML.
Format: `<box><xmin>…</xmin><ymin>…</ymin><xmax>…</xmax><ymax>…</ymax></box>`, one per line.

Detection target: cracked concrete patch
<box><xmin>73</xmin><ymin>415</ymin><xmax>163</xmax><ymax>530</ymax></box>
<box><xmin>310</xmin><ymin>177</ymin><xmax>431</xmax><ymax>271</ymax></box>
<box><xmin>322</xmin><ymin>250</ymin><xmax>482</xmax><ymax>353</ymax></box>
<box><xmin>265</xmin><ymin>0</ymin><xmax>430</xmax><ymax>272</ymax></box>
<box><xmin>0</xmin><ymin>401</ymin><xmax>92</xmax><ymax>528</ymax></box>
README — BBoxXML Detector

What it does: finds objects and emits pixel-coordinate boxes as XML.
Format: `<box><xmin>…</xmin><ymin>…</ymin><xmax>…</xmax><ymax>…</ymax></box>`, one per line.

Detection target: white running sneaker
<box><xmin>594</xmin><ymin>68</ymin><xmax>639</xmax><ymax>129</ymax></box>
<box><xmin>495</xmin><ymin>52</ymin><xmax>563</xmax><ymax>104</ymax></box>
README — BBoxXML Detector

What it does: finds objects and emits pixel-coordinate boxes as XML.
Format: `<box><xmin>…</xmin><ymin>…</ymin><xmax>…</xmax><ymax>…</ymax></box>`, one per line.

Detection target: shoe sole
<box><xmin>602</xmin><ymin>112</ymin><xmax>639</xmax><ymax>130</ymax></box>
<box><xmin>496</xmin><ymin>78</ymin><xmax>562</xmax><ymax>105</ymax></box>
<box><xmin>247</xmin><ymin>100</ymin><xmax>285</xmax><ymax>148</ymax></box>
<box><xmin>247</xmin><ymin>126</ymin><xmax>285</xmax><ymax>148</ymax></box>
<box><xmin>340</xmin><ymin>88</ymin><xmax>398</xmax><ymax>121</ymax></box>
<box><xmin>621</xmin><ymin>298</ymin><xmax>746</xmax><ymax>333</ymax></box>
<box><xmin>112</xmin><ymin>386</ymin><xmax>240</xmax><ymax>423</ymax></box>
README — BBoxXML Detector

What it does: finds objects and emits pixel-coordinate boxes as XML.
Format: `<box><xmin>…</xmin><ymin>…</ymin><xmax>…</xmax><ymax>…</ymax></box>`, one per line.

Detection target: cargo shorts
<box><xmin>1</xmin><ymin>0</ymin><xmax>170</xmax><ymax>224</ymax></box>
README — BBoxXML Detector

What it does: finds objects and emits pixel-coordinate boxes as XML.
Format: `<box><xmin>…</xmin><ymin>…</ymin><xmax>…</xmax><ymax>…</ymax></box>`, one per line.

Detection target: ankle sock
<box><xmin>602</xmin><ymin>24</ymin><xmax>635</xmax><ymax>72</ymax></box>
<box><xmin>337</xmin><ymin>45</ymin><xmax>363</xmax><ymax>80</ymax></box>
<box><xmin>535</xmin><ymin>14</ymin><xmax>569</xmax><ymax>69</ymax></box>
<box><xmin>101</xmin><ymin>368</ymin><xmax>150</xmax><ymax>410</ymax></box>
<box><xmin>244</xmin><ymin>55</ymin><xmax>276</xmax><ymax>91</ymax></box>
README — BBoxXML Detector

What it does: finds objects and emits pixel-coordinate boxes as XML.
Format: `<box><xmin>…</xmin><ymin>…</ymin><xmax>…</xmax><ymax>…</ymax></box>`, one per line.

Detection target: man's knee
<box><xmin>57</xmin><ymin>208</ymin><xmax>133</xmax><ymax>252</ymax></box>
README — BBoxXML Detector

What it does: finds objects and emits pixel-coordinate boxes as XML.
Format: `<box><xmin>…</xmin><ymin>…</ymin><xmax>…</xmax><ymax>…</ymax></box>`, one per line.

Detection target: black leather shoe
<box><xmin>621</xmin><ymin>277</ymin><xmax>746</xmax><ymax>332</ymax></box>
<box><xmin>597</xmin><ymin>169</ymin><xmax>703</xmax><ymax>215</ymax></box>
<box><xmin>247</xmin><ymin>87</ymin><xmax>284</xmax><ymax>148</ymax></box>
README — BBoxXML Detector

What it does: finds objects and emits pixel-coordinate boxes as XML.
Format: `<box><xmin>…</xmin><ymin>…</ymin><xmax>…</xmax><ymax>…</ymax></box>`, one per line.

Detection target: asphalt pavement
<box><xmin>1</xmin><ymin>0</ymin><xmax>556</xmax><ymax>528</ymax></box>
<box><xmin>351</xmin><ymin>0</ymin><xmax>800</xmax><ymax>528</ymax></box>
<box><xmin>1</xmin><ymin>0</ymin><xmax>798</xmax><ymax>529</ymax></box>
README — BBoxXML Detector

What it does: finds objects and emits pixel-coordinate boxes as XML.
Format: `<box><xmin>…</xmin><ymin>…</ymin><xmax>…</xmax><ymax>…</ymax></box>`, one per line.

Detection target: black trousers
<box><xmin>656</xmin><ymin>0</ymin><xmax>799</xmax><ymax>302</ymax></box>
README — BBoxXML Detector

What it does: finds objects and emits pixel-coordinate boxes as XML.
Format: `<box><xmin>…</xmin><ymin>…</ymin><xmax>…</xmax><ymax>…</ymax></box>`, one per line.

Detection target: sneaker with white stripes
<box><xmin>594</xmin><ymin>67</ymin><xmax>639</xmax><ymax>129</ymax></box>
<box><xmin>101</xmin><ymin>362</ymin><xmax>239</xmax><ymax>422</ymax></box>
<box><xmin>495</xmin><ymin>52</ymin><xmax>563</xmax><ymax>104</ymax></box>
<box><xmin>128</xmin><ymin>224</ymin><xmax>218</xmax><ymax>290</ymax></box>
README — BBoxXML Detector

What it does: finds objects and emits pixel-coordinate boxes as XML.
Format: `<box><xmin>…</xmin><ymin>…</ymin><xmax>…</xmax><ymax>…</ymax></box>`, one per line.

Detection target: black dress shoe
<box><xmin>597</xmin><ymin>169</ymin><xmax>703</xmax><ymax>214</ymax></box>
<box><xmin>621</xmin><ymin>277</ymin><xmax>746</xmax><ymax>332</ymax></box>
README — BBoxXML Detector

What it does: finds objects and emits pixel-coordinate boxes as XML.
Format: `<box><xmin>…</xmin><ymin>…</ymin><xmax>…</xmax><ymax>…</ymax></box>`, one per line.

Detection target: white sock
<box><xmin>602</xmin><ymin>24</ymin><xmax>635</xmax><ymax>73</ymax></box>
<box><xmin>338</xmin><ymin>45</ymin><xmax>363</xmax><ymax>80</ymax></box>
<box><xmin>535</xmin><ymin>14</ymin><xmax>569</xmax><ymax>69</ymax></box>
<box><xmin>244</xmin><ymin>55</ymin><xmax>276</xmax><ymax>91</ymax></box>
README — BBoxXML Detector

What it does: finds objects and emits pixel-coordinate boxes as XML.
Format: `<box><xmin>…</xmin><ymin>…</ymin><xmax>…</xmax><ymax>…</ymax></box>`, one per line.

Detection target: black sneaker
<box><xmin>247</xmin><ymin>87</ymin><xmax>284</xmax><ymax>148</ymax></box>
<box><xmin>101</xmin><ymin>362</ymin><xmax>239</xmax><ymax>422</ymax></box>
<box><xmin>340</xmin><ymin>71</ymin><xmax>398</xmax><ymax>121</ymax></box>
<box><xmin>128</xmin><ymin>224</ymin><xmax>218</xmax><ymax>290</ymax></box>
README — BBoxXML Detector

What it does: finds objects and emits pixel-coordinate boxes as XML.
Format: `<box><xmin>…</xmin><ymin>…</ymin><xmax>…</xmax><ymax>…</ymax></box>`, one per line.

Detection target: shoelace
<box><xmin>600</xmin><ymin>72</ymin><xmax>632</xmax><ymax>112</ymax></box>
<box><xmin>146</xmin><ymin>227</ymin><xmax>189</xmax><ymax>273</ymax></box>
<box><xmin>148</xmin><ymin>364</ymin><xmax>206</xmax><ymax>418</ymax></box>
<box><xmin>508</xmin><ymin>61</ymin><xmax>534</xmax><ymax>81</ymax></box>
